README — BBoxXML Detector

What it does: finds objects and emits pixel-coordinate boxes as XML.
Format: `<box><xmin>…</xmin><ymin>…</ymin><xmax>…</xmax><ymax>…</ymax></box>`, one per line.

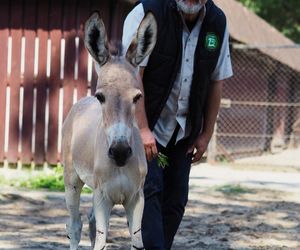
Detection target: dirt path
<box><xmin>0</xmin><ymin>165</ymin><xmax>300</xmax><ymax>250</ymax></box>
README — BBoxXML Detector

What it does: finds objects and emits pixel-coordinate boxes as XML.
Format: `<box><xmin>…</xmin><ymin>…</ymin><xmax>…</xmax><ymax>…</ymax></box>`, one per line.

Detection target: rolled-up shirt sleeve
<box><xmin>211</xmin><ymin>26</ymin><xmax>233</xmax><ymax>81</ymax></box>
<box><xmin>122</xmin><ymin>3</ymin><xmax>149</xmax><ymax>67</ymax></box>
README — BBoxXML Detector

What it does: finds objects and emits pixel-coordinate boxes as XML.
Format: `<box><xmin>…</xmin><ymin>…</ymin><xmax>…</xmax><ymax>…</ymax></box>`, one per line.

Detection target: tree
<box><xmin>238</xmin><ymin>0</ymin><xmax>300</xmax><ymax>43</ymax></box>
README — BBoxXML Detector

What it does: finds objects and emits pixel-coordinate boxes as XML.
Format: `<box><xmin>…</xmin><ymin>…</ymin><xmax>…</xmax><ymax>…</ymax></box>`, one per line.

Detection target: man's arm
<box><xmin>187</xmin><ymin>80</ymin><xmax>223</xmax><ymax>163</ymax></box>
<box><xmin>187</xmin><ymin>25</ymin><xmax>232</xmax><ymax>163</ymax></box>
<box><xmin>136</xmin><ymin>67</ymin><xmax>158</xmax><ymax>161</ymax></box>
<box><xmin>201</xmin><ymin>80</ymin><xmax>223</xmax><ymax>143</ymax></box>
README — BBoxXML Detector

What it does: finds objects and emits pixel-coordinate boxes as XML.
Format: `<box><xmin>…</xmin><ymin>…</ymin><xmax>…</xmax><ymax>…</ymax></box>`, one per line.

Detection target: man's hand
<box><xmin>187</xmin><ymin>133</ymin><xmax>210</xmax><ymax>163</ymax></box>
<box><xmin>140</xmin><ymin>127</ymin><xmax>158</xmax><ymax>161</ymax></box>
<box><xmin>187</xmin><ymin>80</ymin><xmax>222</xmax><ymax>163</ymax></box>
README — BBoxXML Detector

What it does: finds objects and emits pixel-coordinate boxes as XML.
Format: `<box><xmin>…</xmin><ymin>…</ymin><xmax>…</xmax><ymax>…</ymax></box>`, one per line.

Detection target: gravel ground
<box><xmin>0</xmin><ymin>164</ymin><xmax>300</xmax><ymax>250</ymax></box>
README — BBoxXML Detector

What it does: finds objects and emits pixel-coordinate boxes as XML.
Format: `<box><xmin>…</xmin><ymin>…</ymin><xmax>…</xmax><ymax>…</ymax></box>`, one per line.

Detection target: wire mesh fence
<box><xmin>209</xmin><ymin>44</ymin><xmax>300</xmax><ymax>168</ymax></box>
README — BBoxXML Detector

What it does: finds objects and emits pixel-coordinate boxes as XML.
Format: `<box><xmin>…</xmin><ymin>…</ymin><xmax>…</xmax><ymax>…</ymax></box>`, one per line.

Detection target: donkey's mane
<box><xmin>109</xmin><ymin>40</ymin><xmax>123</xmax><ymax>57</ymax></box>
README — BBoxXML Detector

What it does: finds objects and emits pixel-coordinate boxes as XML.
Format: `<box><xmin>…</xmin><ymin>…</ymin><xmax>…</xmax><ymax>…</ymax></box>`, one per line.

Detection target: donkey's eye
<box><xmin>133</xmin><ymin>93</ymin><xmax>142</xmax><ymax>104</ymax></box>
<box><xmin>95</xmin><ymin>93</ymin><xmax>105</xmax><ymax>103</ymax></box>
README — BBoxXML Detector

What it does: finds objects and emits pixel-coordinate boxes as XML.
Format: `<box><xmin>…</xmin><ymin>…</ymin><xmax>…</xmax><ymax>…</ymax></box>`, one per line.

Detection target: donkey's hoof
<box><xmin>70</xmin><ymin>245</ymin><xmax>79</xmax><ymax>250</ymax></box>
<box><xmin>132</xmin><ymin>246</ymin><xmax>144</xmax><ymax>250</ymax></box>
<box><xmin>88</xmin><ymin>209</ymin><xmax>96</xmax><ymax>248</ymax></box>
<box><xmin>93</xmin><ymin>244</ymin><xmax>106</xmax><ymax>250</ymax></box>
<box><xmin>66</xmin><ymin>220</ymin><xmax>82</xmax><ymax>250</ymax></box>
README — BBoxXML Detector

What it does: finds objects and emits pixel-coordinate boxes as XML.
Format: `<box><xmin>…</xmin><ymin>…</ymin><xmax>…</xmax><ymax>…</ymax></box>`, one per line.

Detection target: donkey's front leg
<box><xmin>125</xmin><ymin>190</ymin><xmax>145</xmax><ymax>250</ymax></box>
<box><xmin>93</xmin><ymin>188</ymin><xmax>113</xmax><ymax>250</ymax></box>
<box><xmin>65</xmin><ymin>174</ymin><xmax>84</xmax><ymax>250</ymax></box>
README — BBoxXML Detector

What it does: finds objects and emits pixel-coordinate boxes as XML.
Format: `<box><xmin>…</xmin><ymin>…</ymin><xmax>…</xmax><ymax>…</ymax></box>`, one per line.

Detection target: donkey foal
<box><xmin>62</xmin><ymin>12</ymin><xmax>157</xmax><ymax>250</ymax></box>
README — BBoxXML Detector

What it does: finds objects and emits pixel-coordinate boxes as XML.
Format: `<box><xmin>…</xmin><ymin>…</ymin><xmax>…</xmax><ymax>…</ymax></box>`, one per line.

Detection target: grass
<box><xmin>0</xmin><ymin>166</ymin><xmax>92</xmax><ymax>193</ymax></box>
<box><xmin>19</xmin><ymin>166</ymin><xmax>65</xmax><ymax>191</ymax></box>
<box><xmin>215</xmin><ymin>184</ymin><xmax>256</xmax><ymax>195</ymax></box>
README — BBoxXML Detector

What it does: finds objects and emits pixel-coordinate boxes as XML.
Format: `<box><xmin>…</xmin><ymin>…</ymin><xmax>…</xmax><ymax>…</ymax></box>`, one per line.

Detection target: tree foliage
<box><xmin>237</xmin><ymin>0</ymin><xmax>300</xmax><ymax>43</ymax></box>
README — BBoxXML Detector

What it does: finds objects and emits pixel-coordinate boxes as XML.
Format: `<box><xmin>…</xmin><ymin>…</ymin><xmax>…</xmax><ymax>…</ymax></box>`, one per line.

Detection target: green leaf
<box><xmin>157</xmin><ymin>152</ymin><xmax>169</xmax><ymax>169</ymax></box>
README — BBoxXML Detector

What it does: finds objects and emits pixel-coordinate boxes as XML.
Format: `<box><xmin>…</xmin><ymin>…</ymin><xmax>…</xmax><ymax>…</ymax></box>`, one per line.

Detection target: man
<box><xmin>122</xmin><ymin>0</ymin><xmax>232</xmax><ymax>249</ymax></box>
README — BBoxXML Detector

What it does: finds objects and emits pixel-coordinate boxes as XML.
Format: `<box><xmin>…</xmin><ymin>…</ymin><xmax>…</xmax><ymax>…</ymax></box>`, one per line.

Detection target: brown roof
<box><xmin>214</xmin><ymin>0</ymin><xmax>300</xmax><ymax>72</ymax></box>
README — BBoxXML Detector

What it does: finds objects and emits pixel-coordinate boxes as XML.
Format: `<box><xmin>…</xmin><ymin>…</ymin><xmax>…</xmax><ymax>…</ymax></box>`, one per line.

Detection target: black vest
<box><xmin>141</xmin><ymin>0</ymin><xmax>226</xmax><ymax>145</ymax></box>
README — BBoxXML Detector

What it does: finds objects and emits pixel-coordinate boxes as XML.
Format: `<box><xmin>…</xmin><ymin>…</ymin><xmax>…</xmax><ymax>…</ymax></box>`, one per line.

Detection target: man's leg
<box><xmin>142</xmin><ymin>144</ymin><xmax>165</xmax><ymax>250</ymax></box>
<box><xmin>162</xmin><ymin>142</ymin><xmax>192</xmax><ymax>250</ymax></box>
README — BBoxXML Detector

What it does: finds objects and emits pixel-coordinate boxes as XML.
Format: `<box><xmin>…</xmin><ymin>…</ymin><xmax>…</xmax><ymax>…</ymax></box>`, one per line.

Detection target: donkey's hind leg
<box><xmin>88</xmin><ymin>208</ymin><xmax>96</xmax><ymax>249</ymax></box>
<box><xmin>64</xmin><ymin>168</ymin><xmax>84</xmax><ymax>250</ymax></box>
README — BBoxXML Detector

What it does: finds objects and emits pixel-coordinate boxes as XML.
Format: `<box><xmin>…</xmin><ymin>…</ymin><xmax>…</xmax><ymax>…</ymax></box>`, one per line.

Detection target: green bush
<box><xmin>19</xmin><ymin>166</ymin><xmax>65</xmax><ymax>191</ymax></box>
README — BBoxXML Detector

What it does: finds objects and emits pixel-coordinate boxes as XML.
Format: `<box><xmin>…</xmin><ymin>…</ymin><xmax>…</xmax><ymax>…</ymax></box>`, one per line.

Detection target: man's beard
<box><xmin>175</xmin><ymin>0</ymin><xmax>203</xmax><ymax>15</ymax></box>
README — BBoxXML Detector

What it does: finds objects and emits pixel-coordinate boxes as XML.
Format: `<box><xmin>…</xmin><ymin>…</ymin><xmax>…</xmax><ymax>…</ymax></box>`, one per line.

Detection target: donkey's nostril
<box><xmin>108</xmin><ymin>147</ymin><xmax>114</xmax><ymax>157</ymax></box>
<box><xmin>127</xmin><ymin>147</ymin><xmax>132</xmax><ymax>156</ymax></box>
<box><xmin>108</xmin><ymin>143</ymin><xmax>132</xmax><ymax>166</ymax></box>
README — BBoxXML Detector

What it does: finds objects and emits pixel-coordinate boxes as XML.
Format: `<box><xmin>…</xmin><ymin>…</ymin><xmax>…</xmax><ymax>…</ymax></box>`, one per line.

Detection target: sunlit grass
<box><xmin>215</xmin><ymin>184</ymin><xmax>256</xmax><ymax>195</ymax></box>
<box><xmin>0</xmin><ymin>166</ymin><xmax>92</xmax><ymax>193</ymax></box>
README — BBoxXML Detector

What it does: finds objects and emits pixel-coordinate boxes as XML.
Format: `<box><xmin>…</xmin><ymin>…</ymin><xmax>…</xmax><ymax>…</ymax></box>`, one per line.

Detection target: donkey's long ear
<box><xmin>84</xmin><ymin>12</ymin><xmax>110</xmax><ymax>66</ymax></box>
<box><xmin>126</xmin><ymin>12</ymin><xmax>157</xmax><ymax>67</ymax></box>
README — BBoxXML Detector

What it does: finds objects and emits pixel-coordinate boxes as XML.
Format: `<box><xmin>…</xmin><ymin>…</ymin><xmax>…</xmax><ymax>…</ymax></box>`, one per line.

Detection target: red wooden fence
<box><xmin>0</xmin><ymin>0</ymin><xmax>134</xmax><ymax>166</ymax></box>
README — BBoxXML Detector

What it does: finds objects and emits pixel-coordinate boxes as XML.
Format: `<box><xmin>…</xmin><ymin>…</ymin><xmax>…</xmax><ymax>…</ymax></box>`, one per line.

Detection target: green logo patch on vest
<box><xmin>205</xmin><ymin>33</ymin><xmax>219</xmax><ymax>51</ymax></box>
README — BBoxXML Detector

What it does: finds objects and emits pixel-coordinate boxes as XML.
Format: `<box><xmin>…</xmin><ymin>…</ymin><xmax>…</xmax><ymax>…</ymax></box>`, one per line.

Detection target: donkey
<box><xmin>62</xmin><ymin>12</ymin><xmax>157</xmax><ymax>250</ymax></box>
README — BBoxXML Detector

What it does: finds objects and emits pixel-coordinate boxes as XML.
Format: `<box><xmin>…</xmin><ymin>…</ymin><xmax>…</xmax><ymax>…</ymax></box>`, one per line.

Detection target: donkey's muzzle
<box><xmin>108</xmin><ymin>141</ymin><xmax>132</xmax><ymax>167</ymax></box>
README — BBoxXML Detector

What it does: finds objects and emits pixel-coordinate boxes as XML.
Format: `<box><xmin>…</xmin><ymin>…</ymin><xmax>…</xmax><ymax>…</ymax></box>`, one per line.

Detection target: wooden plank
<box><xmin>34</xmin><ymin>0</ymin><xmax>49</xmax><ymax>164</ymax></box>
<box><xmin>62</xmin><ymin>0</ymin><xmax>77</xmax><ymax>120</ymax></box>
<box><xmin>46</xmin><ymin>0</ymin><xmax>63</xmax><ymax>164</ymax></box>
<box><xmin>7</xmin><ymin>0</ymin><xmax>23</xmax><ymax>163</ymax></box>
<box><xmin>21</xmin><ymin>0</ymin><xmax>36</xmax><ymax>164</ymax></box>
<box><xmin>0</xmin><ymin>0</ymin><xmax>9</xmax><ymax>162</ymax></box>
<box><xmin>76</xmin><ymin>0</ymin><xmax>89</xmax><ymax>100</ymax></box>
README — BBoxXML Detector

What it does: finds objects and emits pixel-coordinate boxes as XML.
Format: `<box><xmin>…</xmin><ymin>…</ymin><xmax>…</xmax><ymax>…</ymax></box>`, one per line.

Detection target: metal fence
<box><xmin>209</xmin><ymin>44</ymin><xmax>300</xmax><ymax>168</ymax></box>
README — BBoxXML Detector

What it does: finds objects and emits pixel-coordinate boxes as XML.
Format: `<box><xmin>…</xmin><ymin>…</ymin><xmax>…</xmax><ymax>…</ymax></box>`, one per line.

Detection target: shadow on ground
<box><xmin>0</xmin><ymin>187</ymin><xmax>299</xmax><ymax>250</ymax></box>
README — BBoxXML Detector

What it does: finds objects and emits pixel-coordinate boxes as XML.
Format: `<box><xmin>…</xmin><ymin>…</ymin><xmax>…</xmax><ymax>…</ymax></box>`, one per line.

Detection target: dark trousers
<box><xmin>142</xmin><ymin>131</ymin><xmax>192</xmax><ymax>250</ymax></box>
